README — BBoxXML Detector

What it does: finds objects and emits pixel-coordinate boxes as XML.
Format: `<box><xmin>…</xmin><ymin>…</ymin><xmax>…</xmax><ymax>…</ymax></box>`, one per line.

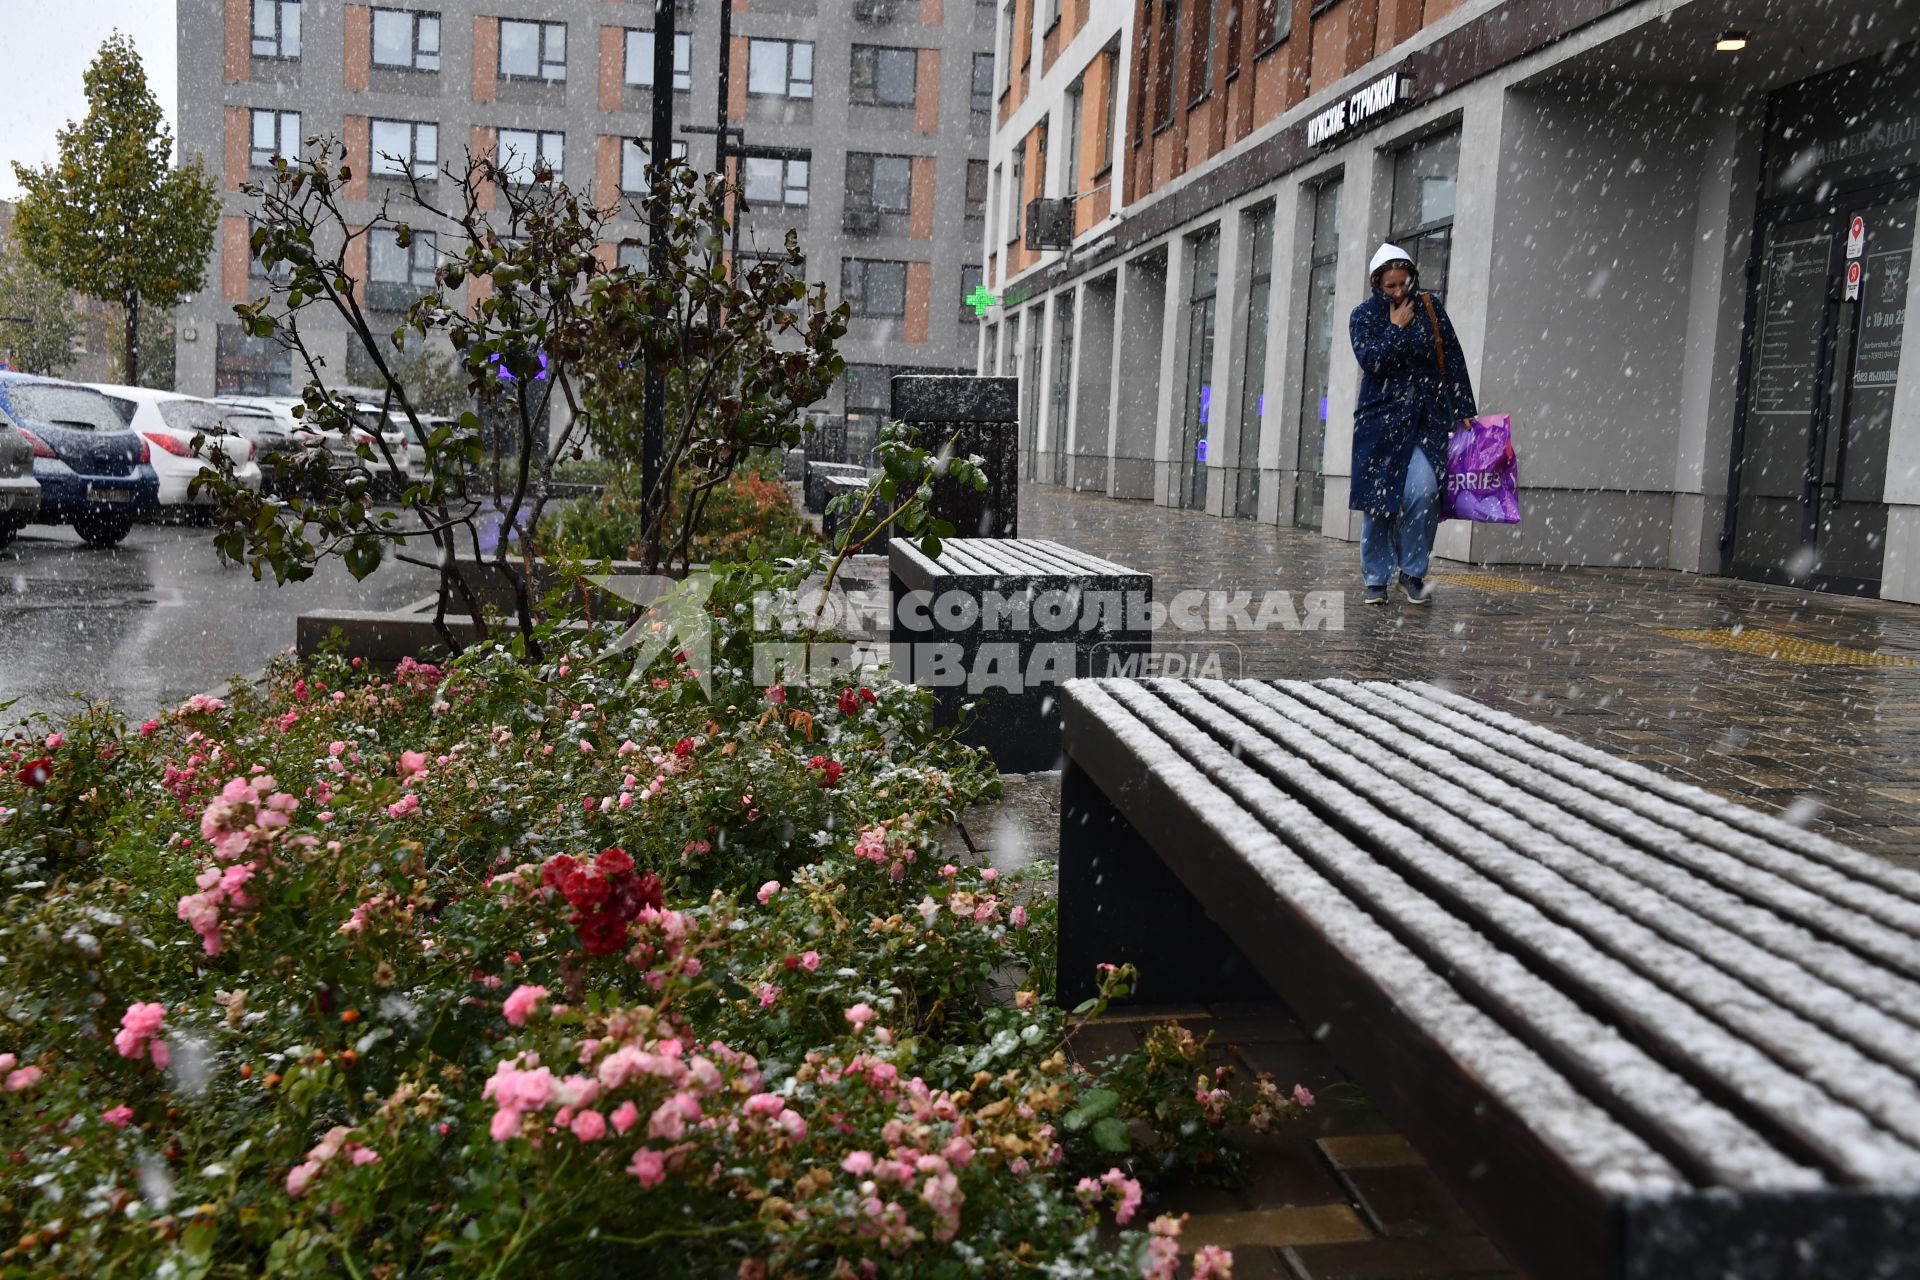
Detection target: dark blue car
<box><xmin>0</xmin><ymin>372</ymin><xmax>158</xmax><ymax>547</ymax></box>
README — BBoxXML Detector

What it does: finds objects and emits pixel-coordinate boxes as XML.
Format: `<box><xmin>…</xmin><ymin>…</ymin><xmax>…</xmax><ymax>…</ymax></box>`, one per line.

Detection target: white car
<box><xmin>88</xmin><ymin>384</ymin><xmax>262</xmax><ymax>509</ymax></box>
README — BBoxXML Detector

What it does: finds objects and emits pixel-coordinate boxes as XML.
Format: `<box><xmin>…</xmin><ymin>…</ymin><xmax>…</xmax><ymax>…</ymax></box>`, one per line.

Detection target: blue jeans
<box><xmin>1361</xmin><ymin>448</ymin><xmax>1439</xmax><ymax>588</ymax></box>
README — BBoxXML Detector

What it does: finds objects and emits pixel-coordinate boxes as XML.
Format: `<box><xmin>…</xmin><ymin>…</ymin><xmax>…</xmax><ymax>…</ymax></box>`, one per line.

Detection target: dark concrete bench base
<box><xmin>1059</xmin><ymin>677</ymin><xmax>1920</xmax><ymax>1280</ymax></box>
<box><xmin>891</xmin><ymin>539</ymin><xmax>1150</xmax><ymax>773</ymax></box>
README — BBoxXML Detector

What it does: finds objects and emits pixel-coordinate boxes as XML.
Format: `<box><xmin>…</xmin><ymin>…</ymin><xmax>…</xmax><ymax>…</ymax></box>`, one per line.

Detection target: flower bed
<box><xmin>0</xmin><ymin>563</ymin><xmax>1303</xmax><ymax>1277</ymax></box>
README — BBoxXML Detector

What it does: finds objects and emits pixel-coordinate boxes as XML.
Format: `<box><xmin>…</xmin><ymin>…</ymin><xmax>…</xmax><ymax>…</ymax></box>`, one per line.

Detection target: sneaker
<box><xmin>1401</xmin><ymin>575</ymin><xmax>1432</xmax><ymax>605</ymax></box>
<box><xmin>1363</xmin><ymin>585</ymin><xmax>1390</xmax><ymax>605</ymax></box>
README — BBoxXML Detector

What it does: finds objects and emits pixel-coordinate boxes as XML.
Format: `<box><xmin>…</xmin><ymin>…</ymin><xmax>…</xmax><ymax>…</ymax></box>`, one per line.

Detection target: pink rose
<box><xmin>800</xmin><ymin>950</ymin><xmax>821</xmax><ymax>972</ymax></box>
<box><xmin>102</xmin><ymin>1104</ymin><xmax>134</xmax><ymax>1128</ymax></box>
<box><xmin>628</xmin><ymin>1147</ymin><xmax>666</xmax><ymax>1187</ymax></box>
<box><xmin>5</xmin><ymin>1066</ymin><xmax>43</xmax><ymax>1092</ymax></box>
<box><xmin>757</xmin><ymin>880</ymin><xmax>782</xmax><ymax>905</ymax></box>
<box><xmin>610</xmin><ymin>1100</ymin><xmax>641</xmax><ymax>1134</ymax></box>
<box><xmin>501</xmin><ymin>984</ymin><xmax>550</xmax><ymax>1028</ymax></box>
<box><xmin>844</xmin><ymin>1002</ymin><xmax>876</xmax><ymax>1031</ymax></box>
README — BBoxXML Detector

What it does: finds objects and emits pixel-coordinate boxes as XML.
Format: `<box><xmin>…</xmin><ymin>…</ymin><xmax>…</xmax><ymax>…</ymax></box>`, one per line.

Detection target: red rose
<box><xmin>15</xmin><ymin>758</ymin><xmax>52</xmax><ymax>788</ymax></box>
<box><xmin>540</xmin><ymin>854</ymin><xmax>579</xmax><ymax>892</ymax></box>
<box><xmin>837</xmin><ymin>688</ymin><xmax>862</xmax><ymax>717</ymax></box>
<box><xmin>819</xmin><ymin>760</ymin><xmax>844</xmax><ymax>789</ymax></box>
<box><xmin>597</xmin><ymin>846</ymin><xmax>634</xmax><ymax>876</ymax></box>
<box><xmin>674</xmin><ymin>738</ymin><xmax>694</xmax><ymax>758</ymax></box>
<box><xmin>561</xmin><ymin>864</ymin><xmax>611</xmax><ymax>911</ymax></box>
<box><xmin>576</xmin><ymin>910</ymin><xmax>629</xmax><ymax>956</ymax></box>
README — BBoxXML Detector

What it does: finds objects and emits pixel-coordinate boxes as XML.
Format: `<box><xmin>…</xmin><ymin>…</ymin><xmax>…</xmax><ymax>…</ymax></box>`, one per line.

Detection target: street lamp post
<box><xmin>641</xmin><ymin>0</ymin><xmax>679</xmax><ymax>550</ymax></box>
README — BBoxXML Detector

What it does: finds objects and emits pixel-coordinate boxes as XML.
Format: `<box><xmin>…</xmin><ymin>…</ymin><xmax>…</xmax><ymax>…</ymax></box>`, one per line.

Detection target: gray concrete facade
<box><xmin>174</xmin><ymin>0</ymin><xmax>993</xmax><ymax>455</ymax></box>
<box><xmin>989</xmin><ymin>0</ymin><xmax>1920</xmax><ymax>603</ymax></box>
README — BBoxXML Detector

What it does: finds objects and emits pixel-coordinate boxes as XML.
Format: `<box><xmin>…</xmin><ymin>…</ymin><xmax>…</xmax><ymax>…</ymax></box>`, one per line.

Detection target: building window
<box><xmin>1153</xmin><ymin>0</ymin><xmax>1180</xmax><ymax>130</ymax></box>
<box><xmin>999</xmin><ymin>1</ymin><xmax>1015</xmax><ymax>91</ymax></box>
<box><xmin>1234</xmin><ymin>204</ymin><xmax>1273</xmax><ymax>518</ymax></box>
<box><xmin>1099</xmin><ymin>45</ymin><xmax>1119</xmax><ymax>171</ymax></box>
<box><xmin>842</xmin><ymin>259</ymin><xmax>908</xmax><ymax>317</ymax></box>
<box><xmin>742</xmin><ymin>154</ymin><xmax>809</xmax><ymax>207</ymax></box>
<box><xmin>1063</xmin><ymin>77</ymin><xmax>1084</xmax><ymax>198</ymax></box>
<box><xmin>846</xmin><ymin>153</ymin><xmax>913</xmax><ymax>215</ymax></box>
<box><xmin>748</xmin><ymin>39</ymin><xmax>814</xmax><ymax>98</ymax></box>
<box><xmin>959</xmin><ymin>263</ymin><xmax>984</xmax><ymax>322</ymax></box>
<box><xmin>1178</xmin><ymin>228</ymin><xmax>1219</xmax><ymax>511</ymax></box>
<box><xmin>966</xmin><ymin>159</ymin><xmax>988</xmax><ymax>219</ymax></box>
<box><xmin>372</xmin><ymin>8</ymin><xmax>440</xmax><ymax>71</ymax></box>
<box><xmin>368</xmin><ymin>227</ymin><xmax>437</xmax><ymax>310</ymax></box>
<box><xmin>248</xmin><ymin>217</ymin><xmax>293</xmax><ymax>282</ymax></box>
<box><xmin>250</xmin><ymin>109</ymin><xmax>301</xmax><ymax>168</ymax></box>
<box><xmin>370</xmin><ymin>119</ymin><xmax>438</xmax><ymax>179</ymax></box>
<box><xmin>1254</xmin><ymin>0</ymin><xmax>1291</xmax><ymax>55</ymax></box>
<box><xmin>1389</xmin><ymin>128</ymin><xmax>1460</xmax><ymax>301</ymax></box>
<box><xmin>252</xmin><ymin>0</ymin><xmax>301</xmax><ymax>58</ymax></box>
<box><xmin>217</xmin><ymin>322</ymin><xmax>293</xmax><ymax>396</ymax></box>
<box><xmin>972</xmin><ymin>52</ymin><xmax>996</xmax><ymax>114</ymax></box>
<box><xmin>496</xmin><ymin>128</ymin><xmax>564</xmax><ymax>182</ymax></box>
<box><xmin>617</xmin><ymin>239</ymin><xmax>646</xmax><ymax>271</ymax></box>
<box><xmin>1187</xmin><ymin>0</ymin><xmax>1214</xmax><ymax>105</ymax></box>
<box><xmin>850</xmin><ymin>45</ymin><xmax>917</xmax><ymax>108</ymax></box>
<box><xmin>499</xmin><ymin>19</ymin><xmax>565</xmax><ymax>81</ymax></box>
<box><xmin>1007</xmin><ymin>147</ymin><xmax>1024</xmax><ymax>244</ymax></box>
<box><xmin>844</xmin><ymin>362</ymin><xmax>892</xmax><ymax>460</ymax></box>
<box><xmin>625</xmin><ymin>29</ymin><xmax>693</xmax><ymax>91</ymax></box>
<box><xmin>622</xmin><ymin>138</ymin><xmax>687</xmax><ymax>193</ymax></box>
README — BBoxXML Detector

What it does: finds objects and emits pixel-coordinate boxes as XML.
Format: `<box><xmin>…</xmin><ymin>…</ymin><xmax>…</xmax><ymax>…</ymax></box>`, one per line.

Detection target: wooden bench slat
<box><xmin>1065</xmin><ymin>680</ymin><xmax>1694</xmax><ymax>1197</ymax></box>
<box><xmin>1301</xmin><ymin>682</ymin><xmax>1920</xmax><ymax>1028</ymax></box>
<box><xmin>1406</xmin><ymin>681</ymin><xmax>1920</xmax><ymax>905</ymax></box>
<box><xmin>1326</xmin><ymin>681</ymin><xmax>1920</xmax><ymax>985</ymax></box>
<box><xmin>1104</xmin><ymin>680</ymin><xmax>1891</xmax><ymax>1187</ymax></box>
<box><xmin>1213</xmin><ymin>681</ymin><xmax>1920</xmax><ymax>1087</ymax></box>
<box><xmin>1362</xmin><ymin>681</ymin><xmax>1920</xmax><ymax>933</ymax></box>
<box><xmin>1166</xmin><ymin>680</ymin><xmax>1920</xmax><ymax>1175</ymax></box>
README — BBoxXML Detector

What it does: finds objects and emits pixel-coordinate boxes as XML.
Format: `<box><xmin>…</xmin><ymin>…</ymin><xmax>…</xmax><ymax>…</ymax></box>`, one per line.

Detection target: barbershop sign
<box><xmin>1304</xmin><ymin>70</ymin><xmax>1413</xmax><ymax>148</ymax></box>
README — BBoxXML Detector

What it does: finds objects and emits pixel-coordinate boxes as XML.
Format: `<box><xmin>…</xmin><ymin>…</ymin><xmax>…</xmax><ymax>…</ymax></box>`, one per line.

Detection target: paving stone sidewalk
<box><xmin>1018</xmin><ymin>483</ymin><xmax>1920</xmax><ymax>871</ymax></box>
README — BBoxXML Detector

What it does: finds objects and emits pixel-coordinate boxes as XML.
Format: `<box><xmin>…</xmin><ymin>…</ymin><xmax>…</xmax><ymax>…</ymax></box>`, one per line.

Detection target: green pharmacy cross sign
<box><xmin>965</xmin><ymin>284</ymin><xmax>1000</xmax><ymax>317</ymax></box>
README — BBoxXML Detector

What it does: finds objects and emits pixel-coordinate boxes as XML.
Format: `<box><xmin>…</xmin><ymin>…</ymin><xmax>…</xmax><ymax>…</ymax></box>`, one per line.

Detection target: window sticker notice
<box><xmin>1854</xmin><ymin>248</ymin><xmax>1911</xmax><ymax>390</ymax></box>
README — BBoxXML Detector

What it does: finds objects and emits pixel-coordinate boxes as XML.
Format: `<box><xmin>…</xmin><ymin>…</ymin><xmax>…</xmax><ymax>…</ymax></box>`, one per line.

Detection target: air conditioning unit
<box><xmin>842</xmin><ymin>206</ymin><xmax>881</xmax><ymax>235</ymax></box>
<box><xmin>853</xmin><ymin>0</ymin><xmax>897</xmax><ymax>21</ymax></box>
<box><xmin>1024</xmin><ymin>197</ymin><xmax>1073</xmax><ymax>251</ymax></box>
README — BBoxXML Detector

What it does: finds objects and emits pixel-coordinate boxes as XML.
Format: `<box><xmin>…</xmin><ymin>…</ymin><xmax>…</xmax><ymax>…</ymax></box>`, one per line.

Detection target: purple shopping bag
<box><xmin>1443</xmin><ymin>414</ymin><xmax>1521</xmax><ymax>524</ymax></box>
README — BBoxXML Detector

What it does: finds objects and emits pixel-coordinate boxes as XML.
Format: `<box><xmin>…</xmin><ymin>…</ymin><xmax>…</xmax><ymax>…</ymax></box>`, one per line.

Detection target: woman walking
<box><xmin>1349</xmin><ymin>243</ymin><xmax>1476</xmax><ymax>604</ymax></box>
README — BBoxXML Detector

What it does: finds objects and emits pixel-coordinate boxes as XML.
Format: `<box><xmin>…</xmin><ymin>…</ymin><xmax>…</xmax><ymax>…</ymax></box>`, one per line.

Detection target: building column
<box><xmin>1438</xmin><ymin>87</ymin><xmax>1504</xmax><ymax>567</ymax></box>
<box><xmin>1877</xmin><ymin>213</ymin><xmax>1920</xmax><ymax>603</ymax></box>
<box><xmin>1204</xmin><ymin>210</ymin><xmax>1247</xmax><ymax>518</ymax></box>
<box><xmin>1153</xmin><ymin>235</ymin><xmax>1190</xmax><ymax>508</ymax></box>
<box><xmin>1258</xmin><ymin>187</ymin><xmax>1303</xmax><ymax>526</ymax></box>
<box><xmin>1670</xmin><ymin>87</ymin><xmax>1761</xmax><ymax>576</ymax></box>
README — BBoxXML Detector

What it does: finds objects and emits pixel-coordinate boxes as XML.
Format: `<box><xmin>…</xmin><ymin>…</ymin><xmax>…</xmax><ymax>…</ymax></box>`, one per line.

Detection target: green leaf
<box><xmin>344</xmin><ymin>539</ymin><xmax>383</xmax><ymax>580</ymax></box>
<box><xmin>1061</xmin><ymin>1087</ymin><xmax>1120</xmax><ymax>1133</ymax></box>
<box><xmin>1091</xmin><ymin>1116</ymin><xmax>1132</xmax><ymax>1153</ymax></box>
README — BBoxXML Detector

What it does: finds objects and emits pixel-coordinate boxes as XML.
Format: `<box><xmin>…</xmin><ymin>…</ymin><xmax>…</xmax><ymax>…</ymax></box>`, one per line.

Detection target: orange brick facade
<box><xmin>344</xmin><ymin>5</ymin><xmax>371</xmax><ymax>92</ymax></box>
<box><xmin>1122</xmin><ymin>0</ymin><xmax>1466</xmax><ymax>205</ymax></box>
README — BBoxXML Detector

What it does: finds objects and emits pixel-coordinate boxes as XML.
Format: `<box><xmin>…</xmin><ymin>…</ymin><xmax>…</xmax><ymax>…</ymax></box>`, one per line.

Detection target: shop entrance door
<box><xmin>1730</xmin><ymin>184</ymin><xmax>1915</xmax><ymax>594</ymax></box>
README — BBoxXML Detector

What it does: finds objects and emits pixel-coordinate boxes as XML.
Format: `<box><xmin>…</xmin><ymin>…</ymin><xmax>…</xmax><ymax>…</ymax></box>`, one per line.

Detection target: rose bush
<box><xmin>0</xmin><ymin>564</ymin><xmax>1303</xmax><ymax>1276</ymax></box>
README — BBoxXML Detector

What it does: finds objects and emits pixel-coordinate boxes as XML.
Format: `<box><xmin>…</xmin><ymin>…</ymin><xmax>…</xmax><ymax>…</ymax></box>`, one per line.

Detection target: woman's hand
<box><xmin>1389</xmin><ymin>297</ymin><xmax>1415</xmax><ymax>328</ymax></box>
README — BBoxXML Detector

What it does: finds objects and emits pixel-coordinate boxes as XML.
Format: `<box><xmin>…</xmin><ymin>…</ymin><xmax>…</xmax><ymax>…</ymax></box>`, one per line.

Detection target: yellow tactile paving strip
<box><xmin>1429</xmin><ymin>572</ymin><xmax>1563</xmax><ymax>595</ymax></box>
<box><xmin>1650</xmin><ymin>627</ymin><xmax>1920</xmax><ymax>667</ymax></box>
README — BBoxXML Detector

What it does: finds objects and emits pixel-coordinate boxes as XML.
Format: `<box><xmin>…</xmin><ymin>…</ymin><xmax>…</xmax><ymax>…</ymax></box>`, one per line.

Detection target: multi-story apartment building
<box><xmin>173</xmin><ymin>0</ymin><xmax>995</xmax><ymax>459</ymax></box>
<box><xmin>986</xmin><ymin>0</ymin><xmax>1920</xmax><ymax>602</ymax></box>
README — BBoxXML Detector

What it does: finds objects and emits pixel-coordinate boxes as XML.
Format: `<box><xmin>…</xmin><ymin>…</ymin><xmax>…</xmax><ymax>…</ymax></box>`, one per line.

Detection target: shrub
<box><xmin>0</xmin><ymin>567</ymin><xmax>1293</xmax><ymax>1277</ymax></box>
<box><xmin>543</xmin><ymin>453</ymin><xmax>815</xmax><ymax>567</ymax></box>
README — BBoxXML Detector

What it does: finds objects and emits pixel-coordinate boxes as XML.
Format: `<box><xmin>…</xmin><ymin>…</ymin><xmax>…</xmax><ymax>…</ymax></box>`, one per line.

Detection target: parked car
<box><xmin>88</xmin><ymin>384</ymin><xmax>262</xmax><ymax>513</ymax></box>
<box><xmin>0</xmin><ymin>404</ymin><xmax>42</xmax><ymax>550</ymax></box>
<box><xmin>213</xmin><ymin>398</ymin><xmax>315</xmax><ymax>497</ymax></box>
<box><xmin>0</xmin><ymin>372</ymin><xmax>158</xmax><ymax>547</ymax></box>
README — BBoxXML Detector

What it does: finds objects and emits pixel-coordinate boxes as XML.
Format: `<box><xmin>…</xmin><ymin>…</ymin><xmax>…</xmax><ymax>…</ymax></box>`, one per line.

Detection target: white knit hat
<box><xmin>1367</xmin><ymin>242</ymin><xmax>1416</xmax><ymax>280</ymax></box>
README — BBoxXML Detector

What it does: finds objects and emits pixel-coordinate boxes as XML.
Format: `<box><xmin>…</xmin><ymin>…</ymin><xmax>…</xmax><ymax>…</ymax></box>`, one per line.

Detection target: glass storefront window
<box><xmin>1234</xmin><ymin>205</ymin><xmax>1274</xmax><ymax>518</ymax></box>
<box><xmin>1389</xmin><ymin>129</ymin><xmax>1459</xmax><ymax>300</ymax></box>
<box><xmin>1295</xmin><ymin>176</ymin><xmax>1341</xmax><ymax>529</ymax></box>
<box><xmin>1179</xmin><ymin>228</ymin><xmax>1220</xmax><ymax>510</ymax></box>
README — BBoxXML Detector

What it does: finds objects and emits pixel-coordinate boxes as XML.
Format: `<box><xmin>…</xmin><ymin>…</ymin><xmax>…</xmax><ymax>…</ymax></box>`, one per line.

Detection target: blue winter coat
<box><xmin>1348</xmin><ymin>285</ymin><xmax>1476</xmax><ymax>516</ymax></box>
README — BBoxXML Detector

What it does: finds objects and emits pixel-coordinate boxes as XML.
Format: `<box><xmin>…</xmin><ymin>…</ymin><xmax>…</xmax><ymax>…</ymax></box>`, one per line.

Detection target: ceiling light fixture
<box><xmin>1715</xmin><ymin>30</ymin><xmax>1749</xmax><ymax>52</ymax></box>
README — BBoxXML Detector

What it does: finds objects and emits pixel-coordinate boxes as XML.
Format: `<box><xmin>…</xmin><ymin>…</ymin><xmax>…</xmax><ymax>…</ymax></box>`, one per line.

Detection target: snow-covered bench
<box><xmin>1056</xmin><ymin>677</ymin><xmax>1920</xmax><ymax>1280</ymax></box>
<box><xmin>890</xmin><ymin>539</ymin><xmax>1151</xmax><ymax>772</ymax></box>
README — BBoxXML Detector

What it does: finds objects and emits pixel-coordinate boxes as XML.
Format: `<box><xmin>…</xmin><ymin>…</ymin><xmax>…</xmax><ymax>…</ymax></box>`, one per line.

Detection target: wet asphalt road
<box><xmin>0</xmin><ymin>522</ymin><xmax>437</xmax><ymax>729</ymax></box>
